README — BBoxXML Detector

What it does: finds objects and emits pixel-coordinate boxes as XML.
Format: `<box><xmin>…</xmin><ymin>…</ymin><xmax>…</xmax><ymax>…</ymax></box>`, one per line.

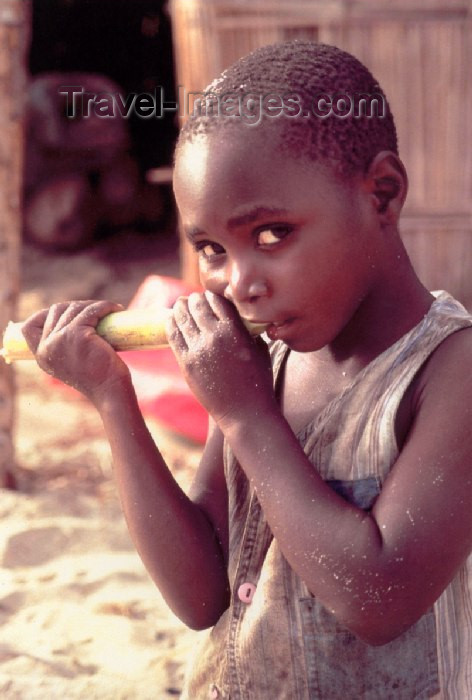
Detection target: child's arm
<box><xmin>99</xmin><ymin>392</ymin><xmax>230</xmax><ymax>629</ymax></box>
<box><xmin>21</xmin><ymin>301</ymin><xmax>230</xmax><ymax>630</ymax></box>
<box><xmin>170</xmin><ymin>292</ymin><xmax>472</xmax><ymax>645</ymax></box>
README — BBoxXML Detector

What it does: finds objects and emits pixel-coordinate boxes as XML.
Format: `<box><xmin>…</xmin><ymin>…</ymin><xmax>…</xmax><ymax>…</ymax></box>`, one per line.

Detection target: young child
<box><xmin>22</xmin><ymin>41</ymin><xmax>472</xmax><ymax>698</ymax></box>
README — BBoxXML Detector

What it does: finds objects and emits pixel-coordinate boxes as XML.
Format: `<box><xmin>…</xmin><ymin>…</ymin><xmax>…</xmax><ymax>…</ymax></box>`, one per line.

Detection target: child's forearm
<box><xmin>14</xmin><ymin>298</ymin><xmax>229</xmax><ymax>628</ymax></box>
<box><xmin>95</xmin><ymin>381</ymin><xmax>230</xmax><ymax>629</ymax></box>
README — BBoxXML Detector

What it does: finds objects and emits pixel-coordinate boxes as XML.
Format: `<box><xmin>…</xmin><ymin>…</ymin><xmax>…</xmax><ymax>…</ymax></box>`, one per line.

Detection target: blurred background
<box><xmin>9</xmin><ymin>0</ymin><xmax>472</xmax><ymax>292</ymax></box>
<box><xmin>25</xmin><ymin>0</ymin><xmax>178</xmax><ymax>251</ymax></box>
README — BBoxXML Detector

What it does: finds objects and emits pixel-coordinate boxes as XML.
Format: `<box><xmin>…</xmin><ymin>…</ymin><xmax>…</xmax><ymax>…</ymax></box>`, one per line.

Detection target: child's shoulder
<box><xmin>417</xmin><ymin>320</ymin><xmax>472</xmax><ymax>396</ymax></box>
<box><xmin>397</xmin><ymin>294</ymin><xmax>472</xmax><ymax>464</ymax></box>
<box><xmin>390</xmin><ymin>290</ymin><xmax>472</xmax><ymax>422</ymax></box>
<box><xmin>417</xmin><ymin>291</ymin><xmax>472</xmax><ymax>382</ymax></box>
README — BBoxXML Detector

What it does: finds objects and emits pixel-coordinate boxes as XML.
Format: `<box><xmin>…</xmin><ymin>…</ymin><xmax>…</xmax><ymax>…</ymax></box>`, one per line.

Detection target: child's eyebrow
<box><xmin>184</xmin><ymin>227</ymin><xmax>204</xmax><ymax>242</ymax></box>
<box><xmin>227</xmin><ymin>206</ymin><xmax>290</xmax><ymax>231</ymax></box>
<box><xmin>184</xmin><ymin>206</ymin><xmax>290</xmax><ymax>242</ymax></box>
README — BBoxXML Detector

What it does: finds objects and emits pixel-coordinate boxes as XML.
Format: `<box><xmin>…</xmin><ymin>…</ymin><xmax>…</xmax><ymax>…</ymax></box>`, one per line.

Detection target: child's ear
<box><xmin>364</xmin><ymin>151</ymin><xmax>408</xmax><ymax>222</ymax></box>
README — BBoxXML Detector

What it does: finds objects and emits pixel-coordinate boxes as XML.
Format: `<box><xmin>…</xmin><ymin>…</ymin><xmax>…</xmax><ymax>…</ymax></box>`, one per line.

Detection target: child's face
<box><xmin>173</xmin><ymin>128</ymin><xmax>382</xmax><ymax>352</ymax></box>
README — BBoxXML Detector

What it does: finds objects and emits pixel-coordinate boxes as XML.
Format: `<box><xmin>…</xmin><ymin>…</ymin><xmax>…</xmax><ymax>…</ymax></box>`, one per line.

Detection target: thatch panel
<box><xmin>170</xmin><ymin>0</ymin><xmax>350</xmax><ymax>97</ymax></box>
<box><xmin>170</xmin><ymin>1</ymin><xmax>216</xmax><ymax>95</ymax></box>
<box><xmin>334</xmin><ymin>19</ymin><xmax>472</xmax><ymax>213</ymax></box>
<box><xmin>322</xmin><ymin>16</ymin><xmax>472</xmax><ymax>306</ymax></box>
<box><xmin>213</xmin><ymin>28</ymin><xmax>280</xmax><ymax>77</ymax></box>
<box><xmin>350</xmin><ymin>0</ymin><xmax>470</xmax><ymax>16</ymax></box>
<box><xmin>401</xmin><ymin>222</ymin><xmax>472</xmax><ymax>308</ymax></box>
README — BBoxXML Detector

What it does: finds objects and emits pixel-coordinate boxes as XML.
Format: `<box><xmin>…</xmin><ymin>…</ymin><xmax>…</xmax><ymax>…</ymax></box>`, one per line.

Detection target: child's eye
<box><xmin>257</xmin><ymin>226</ymin><xmax>292</xmax><ymax>247</ymax></box>
<box><xmin>195</xmin><ymin>241</ymin><xmax>225</xmax><ymax>260</ymax></box>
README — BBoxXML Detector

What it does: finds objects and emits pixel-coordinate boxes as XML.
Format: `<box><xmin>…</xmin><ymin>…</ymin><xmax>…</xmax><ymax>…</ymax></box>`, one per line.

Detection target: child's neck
<box><xmin>280</xmin><ymin>261</ymin><xmax>433</xmax><ymax>435</ymax></box>
<box><xmin>318</xmin><ymin>258</ymin><xmax>434</xmax><ymax>376</ymax></box>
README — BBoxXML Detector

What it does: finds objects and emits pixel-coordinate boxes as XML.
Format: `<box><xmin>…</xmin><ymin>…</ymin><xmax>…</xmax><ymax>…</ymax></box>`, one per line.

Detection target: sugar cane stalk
<box><xmin>0</xmin><ymin>308</ymin><xmax>268</xmax><ymax>364</ymax></box>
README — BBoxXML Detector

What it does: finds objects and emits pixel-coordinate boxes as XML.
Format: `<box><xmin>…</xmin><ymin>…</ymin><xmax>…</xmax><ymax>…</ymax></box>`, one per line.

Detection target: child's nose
<box><xmin>224</xmin><ymin>260</ymin><xmax>268</xmax><ymax>304</ymax></box>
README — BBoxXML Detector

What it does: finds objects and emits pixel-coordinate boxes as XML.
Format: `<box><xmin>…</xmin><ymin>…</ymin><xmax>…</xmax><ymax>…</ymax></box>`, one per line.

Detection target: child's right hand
<box><xmin>21</xmin><ymin>300</ymin><xmax>132</xmax><ymax>405</ymax></box>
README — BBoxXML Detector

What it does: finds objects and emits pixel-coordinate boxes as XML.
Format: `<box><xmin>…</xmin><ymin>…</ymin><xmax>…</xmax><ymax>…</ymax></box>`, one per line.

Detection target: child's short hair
<box><xmin>177</xmin><ymin>40</ymin><xmax>398</xmax><ymax>178</ymax></box>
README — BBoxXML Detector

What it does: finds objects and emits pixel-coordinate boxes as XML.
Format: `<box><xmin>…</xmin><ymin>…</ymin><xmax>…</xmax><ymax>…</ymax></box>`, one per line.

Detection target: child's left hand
<box><xmin>167</xmin><ymin>291</ymin><xmax>277</xmax><ymax>427</ymax></box>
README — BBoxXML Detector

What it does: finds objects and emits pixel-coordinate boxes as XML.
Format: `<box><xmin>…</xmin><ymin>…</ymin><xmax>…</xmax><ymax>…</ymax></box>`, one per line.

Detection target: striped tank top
<box><xmin>182</xmin><ymin>292</ymin><xmax>472</xmax><ymax>699</ymax></box>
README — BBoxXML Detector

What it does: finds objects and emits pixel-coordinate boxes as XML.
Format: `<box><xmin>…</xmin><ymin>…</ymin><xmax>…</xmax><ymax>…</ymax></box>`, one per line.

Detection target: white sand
<box><xmin>0</xmin><ymin>236</ymin><xmax>205</xmax><ymax>698</ymax></box>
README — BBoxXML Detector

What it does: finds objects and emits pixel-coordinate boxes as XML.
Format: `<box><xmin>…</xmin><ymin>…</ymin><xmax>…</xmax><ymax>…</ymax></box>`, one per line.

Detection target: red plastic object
<box><xmin>119</xmin><ymin>275</ymin><xmax>209</xmax><ymax>444</ymax></box>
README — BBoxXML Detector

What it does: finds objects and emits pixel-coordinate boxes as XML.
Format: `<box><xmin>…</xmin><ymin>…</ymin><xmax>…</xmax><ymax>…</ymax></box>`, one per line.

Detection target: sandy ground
<box><xmin>0</xmin><ymin>230</ymin><xmax>205</xmax><ymax>698</ymax></box>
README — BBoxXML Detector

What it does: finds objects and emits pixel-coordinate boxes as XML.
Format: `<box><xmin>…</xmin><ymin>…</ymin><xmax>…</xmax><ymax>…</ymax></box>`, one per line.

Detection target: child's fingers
<box><xmin>187</xmin><ymin>292</ymin><xmax>219</xmax><ymax>332</ymax></box>
<box><xmin>203</xmin><ymin>290</ymin><xmax>246</xmax><ymax>330</ymax></box>
<box><xmin>172</xmin><ymin>296</ymin><xmax>201</xmax><ymax>345</ymax></box>
<box><xmin>165</xmin><ymin>311</ymin><xmax>193</xmax><ymax>363</ymax></box>
<box><xmin>44</xmin><ymin>300</ymin><xmax>121</xmax><ymax>334</ymax></box>
<box><xmin>66</xmin><ymin>300</ymin><xmax>124</xmax><ymax>329</ymax></box>
<box><xmin>21</xmin><ymin>308</ymin><xmax>49</xmax><ymax>353</ymax></box>
<box><xmin>42</xmin><ymin>302</ymin><xmax>81</xmax><ymax>336</ymax></box>
<box><xmin>22</xmin><ymin>301</ymin><xmax>124</xmax><ymax>355</ymax></box>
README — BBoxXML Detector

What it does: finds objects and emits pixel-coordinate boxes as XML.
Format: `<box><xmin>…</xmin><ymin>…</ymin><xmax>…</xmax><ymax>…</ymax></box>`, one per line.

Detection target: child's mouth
<box><xmin>266</xmin><ymin>318</ymin><xmax>295</xmax><ymax>341</ymax></box>
<box><xmin>242</xmin><ymin>316</ymin><xmax>296</xmax><ymax>341</ymax></box>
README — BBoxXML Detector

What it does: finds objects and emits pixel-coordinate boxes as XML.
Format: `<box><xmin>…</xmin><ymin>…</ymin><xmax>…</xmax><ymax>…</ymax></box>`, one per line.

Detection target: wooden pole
<box><xmin>0</xmin><ymin>0</ymin><xmax>30</xmax><ymax>488</ymax></box>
